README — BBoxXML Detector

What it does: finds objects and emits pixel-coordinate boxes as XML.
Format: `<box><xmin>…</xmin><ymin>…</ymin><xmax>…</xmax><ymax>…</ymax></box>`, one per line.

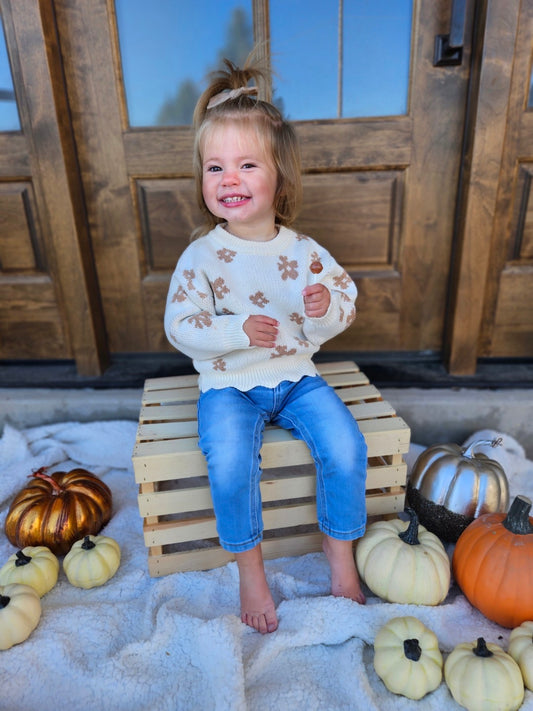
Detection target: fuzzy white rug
<box><xmin>0</xmin><ymin>421</ymin><xmax>531</xmax><ymax>711</ymax></box>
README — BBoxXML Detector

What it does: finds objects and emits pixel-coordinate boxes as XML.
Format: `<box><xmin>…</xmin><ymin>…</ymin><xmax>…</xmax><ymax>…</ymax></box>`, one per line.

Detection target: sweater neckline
<box><xmin>212</xmin><ymin>224</ymin><xmax>293</xmax><ymax>253</ymax></box>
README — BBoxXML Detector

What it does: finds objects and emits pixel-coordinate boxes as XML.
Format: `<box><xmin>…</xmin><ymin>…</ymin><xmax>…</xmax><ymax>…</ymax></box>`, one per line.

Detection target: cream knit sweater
<box><xmin>164</xmin><ymin>224</ymin><xmax>357</xmax><ymax>392</ymax></box>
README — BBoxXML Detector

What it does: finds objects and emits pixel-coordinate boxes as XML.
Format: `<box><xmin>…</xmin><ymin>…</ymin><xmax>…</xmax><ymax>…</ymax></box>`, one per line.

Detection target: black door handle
<box><xmin>434</xmin><ymin>0</ymin><xmax>467</xmax><ymax>66</ymax></box>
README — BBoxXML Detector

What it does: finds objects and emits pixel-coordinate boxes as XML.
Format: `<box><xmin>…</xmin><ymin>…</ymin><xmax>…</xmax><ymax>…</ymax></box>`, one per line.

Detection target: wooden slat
<box><xmin>144</xmin><ymin>502</ymin><xmax>318</xmax><ymax>547</ymax></box>
<box><xmin>137</xmin><ymin>461</ymin><xmax>407</xmax><ymax>518</ymax></box>
<box><xmin>147</xmin><ymin>531</ymin><xmax>326</xmax><ymax>576</ymax></box>
<box><xmin>316</xmin><ymin>360</ymin><xmax>360</xmax><ymax>374</ymax></box>
<box><xmin>138</xmin><ymin>402</ymin><xmax>197</xmax><ymax>423</ymax></box>
<box><xmin>142</xmin><ymin>385</ymin><xmax>199</xmax><ymax>405</ymax></box>
<box><xmin>140</xmin><ymin>362</ymin><xmax>362</xmax><ymax>400</ymax></box>
<box><xmin>143</xmin><ymin>487</ymin><xmax>405</xmax><ymax>550</ymax></box>
<box><xmin>132</xmin><ymin>415</ymin><xmax>410</xmax><ymax>484</ymax></box>
<box><xmin>135</xmin><ymin>398</ymin><xmax>395</xmax><ymax>444</ymax></box>
<box><xmin>144</xmin><ymin>373</ymin><xmax>200</xmax><ymax>391</ymax></box>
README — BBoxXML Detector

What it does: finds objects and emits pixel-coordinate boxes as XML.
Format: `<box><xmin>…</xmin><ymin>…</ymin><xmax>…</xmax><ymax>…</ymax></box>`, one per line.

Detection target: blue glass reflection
<box><xmin>271</xmin><ymin>0</ymin><xmax>413</xmax><ymax>120</ymax></box>
<box><xmin>0</xmin><ymin>18</ymin><xmax>20</xmax><ymax>131</ymax></box>
<box><xmin>115</xmin><ymin>0</ymin><xmax>253</xmax><ymax>127</ymax></box>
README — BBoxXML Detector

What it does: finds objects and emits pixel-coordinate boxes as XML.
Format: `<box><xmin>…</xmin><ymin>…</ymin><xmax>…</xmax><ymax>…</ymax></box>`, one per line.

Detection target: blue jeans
<box><xmin>197</xmin><ymin>375</ymin><xmax>367</xmax><ymax>552</ymax></box>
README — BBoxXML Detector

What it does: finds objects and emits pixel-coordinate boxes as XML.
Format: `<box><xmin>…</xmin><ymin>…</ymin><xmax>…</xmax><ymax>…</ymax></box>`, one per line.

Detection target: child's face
<box><xmin>201</xmin><ymin>122</ymin><xmax>278</xmax><ymax>241</ymax></box>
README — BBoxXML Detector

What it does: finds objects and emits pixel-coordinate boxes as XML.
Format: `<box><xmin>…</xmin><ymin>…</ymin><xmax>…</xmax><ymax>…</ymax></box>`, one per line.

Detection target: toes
<box><xmin>241</xmin><ymin>610</ymin><xmax>278</xmax><ymax>634</ymax></box>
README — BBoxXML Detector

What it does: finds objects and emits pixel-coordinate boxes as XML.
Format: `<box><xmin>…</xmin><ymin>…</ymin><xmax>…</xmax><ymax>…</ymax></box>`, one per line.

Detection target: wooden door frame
<box><xmin>1</xmin><ymin>0</ymin><xmax>108</xmax><ymax>374</ymax></box>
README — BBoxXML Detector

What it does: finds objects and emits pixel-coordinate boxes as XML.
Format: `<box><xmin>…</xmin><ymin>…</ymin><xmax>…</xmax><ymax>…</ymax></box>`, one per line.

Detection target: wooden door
<box><xmin>0</xmin><ymin>0</ymin><xmax>107</xmax><ymax>374</ymax></box>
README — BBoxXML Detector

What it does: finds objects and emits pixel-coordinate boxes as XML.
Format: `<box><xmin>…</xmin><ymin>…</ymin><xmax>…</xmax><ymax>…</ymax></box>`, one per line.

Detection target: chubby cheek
<box><xmin>202</xmin><ymin>181</ymin><xmax>221</xmax><ymax>216</ymax></box>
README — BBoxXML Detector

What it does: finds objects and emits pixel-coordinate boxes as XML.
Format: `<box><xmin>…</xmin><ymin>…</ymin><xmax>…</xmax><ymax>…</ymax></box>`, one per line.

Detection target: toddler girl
<box><xmin>164</xmin><ymin>59</ymin><xmax>367</xmax><ymax>634</ymax></box>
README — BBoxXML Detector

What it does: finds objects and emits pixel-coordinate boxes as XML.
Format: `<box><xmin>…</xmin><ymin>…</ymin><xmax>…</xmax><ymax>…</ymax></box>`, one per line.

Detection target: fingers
<box><xmin>302</xmin><ymin>284</ymin><xmax>330</xmax><ymax>318</ymax></box>
<box><xmin>243</xmin><ymin>315</ymin><xmax>279</xmax><ymax>348</ymax></box>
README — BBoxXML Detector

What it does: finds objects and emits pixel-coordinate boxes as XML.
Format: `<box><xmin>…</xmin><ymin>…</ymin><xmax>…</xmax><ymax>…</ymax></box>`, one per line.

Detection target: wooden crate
<box><xmin>132</xmin><ymin>361</ymin><xmax>410</xmax><ymax>577</ymax></box>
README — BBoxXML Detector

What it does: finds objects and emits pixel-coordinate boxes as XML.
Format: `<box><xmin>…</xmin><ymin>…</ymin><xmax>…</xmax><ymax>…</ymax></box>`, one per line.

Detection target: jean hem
<box><xmin>318</xmin><ymin>521</ymin><xmax>366</xmax><ymax>541</ymax></box>
<box><xmin>219</xmin><ymin>533</ymin><xmax>263</xmax><ymax>553</ymax></box>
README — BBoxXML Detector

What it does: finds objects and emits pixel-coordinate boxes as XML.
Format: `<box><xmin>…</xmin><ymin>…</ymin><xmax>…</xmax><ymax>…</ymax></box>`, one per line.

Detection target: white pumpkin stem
<box><xmin>15</xmin><ymin>550</ymin><xmax>32</xmax><ymax>567</ymax></box>
<box><xmin>81</xmin><ymin>536</ymin><xmax>96</xmax><ymax>550</ymax></box>
<box><xmin>473</xmin><ymin>637</ymin><xmax>493</xmax><ymax>657</ymax></box>
<box><xmin>398</xmin><ymin>508</ymin><xmax>420</xmax><ymax>545</ymax></box>
<box><xmin>462</xmin><ymin>437</ymin><xmax>502</xmax><ymax>459</ymax></box>
<box><xmin>404</xmin><ymin>638</ymin><xmax>422</xmax><ymax>661</ymax></box>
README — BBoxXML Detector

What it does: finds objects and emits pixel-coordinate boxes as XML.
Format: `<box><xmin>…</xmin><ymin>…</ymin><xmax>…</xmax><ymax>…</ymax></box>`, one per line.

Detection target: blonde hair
<box><xmin>191</xmin><ymin>58</ymin><xmax>302</xmax><ymax>239</ymax></box>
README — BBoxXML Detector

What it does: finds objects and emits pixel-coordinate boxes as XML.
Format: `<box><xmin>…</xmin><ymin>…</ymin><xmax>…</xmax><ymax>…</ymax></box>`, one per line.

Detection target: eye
<box><xmin>242</xmin><ymin>162</ymin><xmax>256</xmax><ymax>169</ymax></box>
<box><xmin>205</xmin><ymin>165</ymin><xmax>221</xmax><ymax>173</ymax></box>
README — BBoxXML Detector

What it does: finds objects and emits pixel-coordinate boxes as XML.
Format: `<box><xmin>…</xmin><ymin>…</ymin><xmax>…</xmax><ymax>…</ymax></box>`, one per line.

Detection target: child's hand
<box><xmin>243</xmin><ymin>315</ymin><xmax>279</xmax><ymax>347</ymax></box>
<box><xmin>302</xmin><ymin>284</ymin><xmax>330</xmax><ymax>318</ymax></box>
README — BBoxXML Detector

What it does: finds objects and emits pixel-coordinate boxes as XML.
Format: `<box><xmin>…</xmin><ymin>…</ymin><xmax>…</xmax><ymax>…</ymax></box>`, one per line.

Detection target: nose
<box><xmin>222</xmin><ymin>169</ymin><xmax>239</xmax><ymax>186</ymax></box>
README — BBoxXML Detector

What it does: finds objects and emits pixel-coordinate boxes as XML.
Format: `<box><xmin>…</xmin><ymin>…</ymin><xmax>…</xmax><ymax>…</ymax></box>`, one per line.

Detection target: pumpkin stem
<box><xmin>473</xmin><ymin>637</ymin><xmax>493</xmax><ymax>657</ymax></box>
<box><xmin>503</xmin><ymin>495</ymin><xmax>533</xmax><ymax>535</ymax></box>
<box><xmin>15</xmin><ymin>550</ymin><xmax>32</xmax><ymax>567</ymax></box>
<box><xmin>32</xmin><ymin>468</ymin><xmax>63</xmax><ymax>496</ymax></box>
<box><xmin>0</xmin><ymin>595</ymin><xmax>10</xmax><ymax>609</ymax></box>
<box><xmin>462</xmin><ymin>437</ymin><xmax>502</xmax><ymax>459</ymax></box>
<box><xmin>81</xmin><ymin>535</ymin><xmax>96</xmax><ymax>550</ymax></box>
<box><xmin>398</xmin><ymin>508</ymin><xmax>420</xmax><ymax>545</ymax></box>
<box><xmin>404</xmin><ymin>638</ymin><xmax>422</xmax><ymax>661</ymax></box>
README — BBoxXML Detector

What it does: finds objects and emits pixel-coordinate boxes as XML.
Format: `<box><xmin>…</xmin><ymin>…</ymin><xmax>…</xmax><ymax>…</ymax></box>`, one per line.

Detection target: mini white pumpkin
<box><xmin>355</xmin><ymin>508</ymin><xmax>451</xmax><ymax>605</ymax></box>
<box><xmin>0</xmin><ymin>546</ymin><xmax>59</xmax><ymax>597</ymax></box>
<box><xmin>373</xmin><ymin>616</ymin><xmax>443</xmax><ymax>699</ymax></box>
<box><xmin>63</xmin><ymin>534</ymin><xmax>120</xmax><ymax>589</ymax></box>
<box><xmin>508</xmin><ymin>620</ymin><xmax>533</xmax><ymax>690</ymax></box>
<box><xmin>444</xmin><ymin>637</ymin><xmax>524</xmax><ymax>711</ymax></box>
<box><xmin>0</xmin><ymin>583</ymin><xmax>42</xmax><ymax>650</ymax></box>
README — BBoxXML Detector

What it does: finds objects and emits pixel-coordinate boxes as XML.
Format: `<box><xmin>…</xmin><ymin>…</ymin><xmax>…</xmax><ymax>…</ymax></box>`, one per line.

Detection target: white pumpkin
<box><xmin>508</xmin><ymin>620</ymin><xmax>533</xmax><ymax>690</ymax></box>
<box><xmin>444</xmin><ymin>637</ymin><xmax>524</xmax><ymax>711</ymax></box>
<box><xmin>355</xmin><ymin>508</ymin><xmax>451</xmax><ymax>605</ymax></box>
<box><xmin>373</xmin><ymin>616</ymin><xmax>443</xmax><ymax>700</ymax></box>
<box><xmin>0</xmin><ymin>583</ymin><xmax>42</xmax><ymax>650</ymax></box>
<box><xmin>63</xmin><ymin>534</ymin><xmax>120</xmax><ymax>589</ymax></box>
<box><xmin>0</xmin><ymin>546</ymin><xmax>59</xmax><ymax>597</ymax></box>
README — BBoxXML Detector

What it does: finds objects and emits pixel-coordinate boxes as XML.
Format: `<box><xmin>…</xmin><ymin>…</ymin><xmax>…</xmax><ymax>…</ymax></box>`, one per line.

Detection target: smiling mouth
<box><xmin>220</xmin><ymin>195</ymin><xmax>249</xmax><ymax>204</ymax></box>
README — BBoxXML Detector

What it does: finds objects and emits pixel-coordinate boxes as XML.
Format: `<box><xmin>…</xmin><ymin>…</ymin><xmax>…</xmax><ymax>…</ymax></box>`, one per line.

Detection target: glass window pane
<box><xmin>270</xmin><ymin>0</ymin><xmax>413</xmax><ymax>120</ymax></box>
<box><xmin>115</xmin><ymin>0</ymin><xmax>253</xmax><ymax>127</ymax></box>
<box><xmin>0</xmin><ymin>17</ymin><xmax>20</xmax><ymax>131</ymax></box>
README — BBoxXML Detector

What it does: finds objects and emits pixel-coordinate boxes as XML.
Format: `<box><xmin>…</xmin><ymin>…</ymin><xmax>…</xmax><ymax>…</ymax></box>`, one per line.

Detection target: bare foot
<box><xmin>235</xmin><ymin>545</ymin><xmax>278</xmax><ymax>634</ymax></box>
<box><xmin>322</xmin><ymin>535</ymin><xmax>366</xmax><ymax>604</ymax></box>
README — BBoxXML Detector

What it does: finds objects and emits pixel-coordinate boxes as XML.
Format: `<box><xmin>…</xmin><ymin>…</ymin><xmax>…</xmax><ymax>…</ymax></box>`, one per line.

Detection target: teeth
<box><xmin>222</xmin><ymin>196</ymin><xmax>246</xmax><ymax>203</ymax></box>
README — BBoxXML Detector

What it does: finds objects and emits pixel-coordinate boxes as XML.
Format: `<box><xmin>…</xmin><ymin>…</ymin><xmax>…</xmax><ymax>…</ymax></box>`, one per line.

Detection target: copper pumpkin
<box><xmin>4</xmin><ymin>468</ymin><xmax>113</xmax><ymax>556</ymax></box>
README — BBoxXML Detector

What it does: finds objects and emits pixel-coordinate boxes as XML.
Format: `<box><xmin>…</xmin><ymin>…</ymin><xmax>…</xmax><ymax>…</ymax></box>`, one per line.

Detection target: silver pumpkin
<box><xmin>406</xmin><ymin>438</ymin><xmax>509</xmax><ymax>541</ymax></box>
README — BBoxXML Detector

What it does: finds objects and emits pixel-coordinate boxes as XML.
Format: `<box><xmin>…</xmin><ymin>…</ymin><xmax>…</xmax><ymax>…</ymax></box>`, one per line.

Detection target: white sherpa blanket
<box><xmin>0</xmin><ymin>421</ymin><xmax>531</xmax><ymax>711</ymax></box>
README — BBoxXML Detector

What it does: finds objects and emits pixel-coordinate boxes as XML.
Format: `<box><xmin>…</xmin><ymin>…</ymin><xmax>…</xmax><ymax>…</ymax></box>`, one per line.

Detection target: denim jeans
<box><xmin>197</xmin><ymin>375</ymin><xmax>367</xmax><ymax>552</ymax></box>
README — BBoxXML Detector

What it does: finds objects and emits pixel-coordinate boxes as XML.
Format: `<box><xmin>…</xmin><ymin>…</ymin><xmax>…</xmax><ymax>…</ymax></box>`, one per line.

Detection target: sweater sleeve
<box><xmin>164</xmin><ymin>254</ymin><xmax>250</xmax><ymax>360</ymax></box>
<box><xmin>302</xmin><ymin>248</ymin><xmax>358</xmax><ymax>347</ymax></box>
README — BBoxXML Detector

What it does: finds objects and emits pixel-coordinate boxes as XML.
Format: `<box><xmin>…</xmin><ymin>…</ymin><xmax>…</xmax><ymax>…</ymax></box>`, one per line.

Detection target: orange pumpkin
<box><xmin>4</xmin><ymin>467</ymin><xmax>113</xmax><ymax>556</ymax></box>
<box><xmin>452</xmin><ymin>494</ymin><xmax>533</xmax><ymax>628</ymax></box>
